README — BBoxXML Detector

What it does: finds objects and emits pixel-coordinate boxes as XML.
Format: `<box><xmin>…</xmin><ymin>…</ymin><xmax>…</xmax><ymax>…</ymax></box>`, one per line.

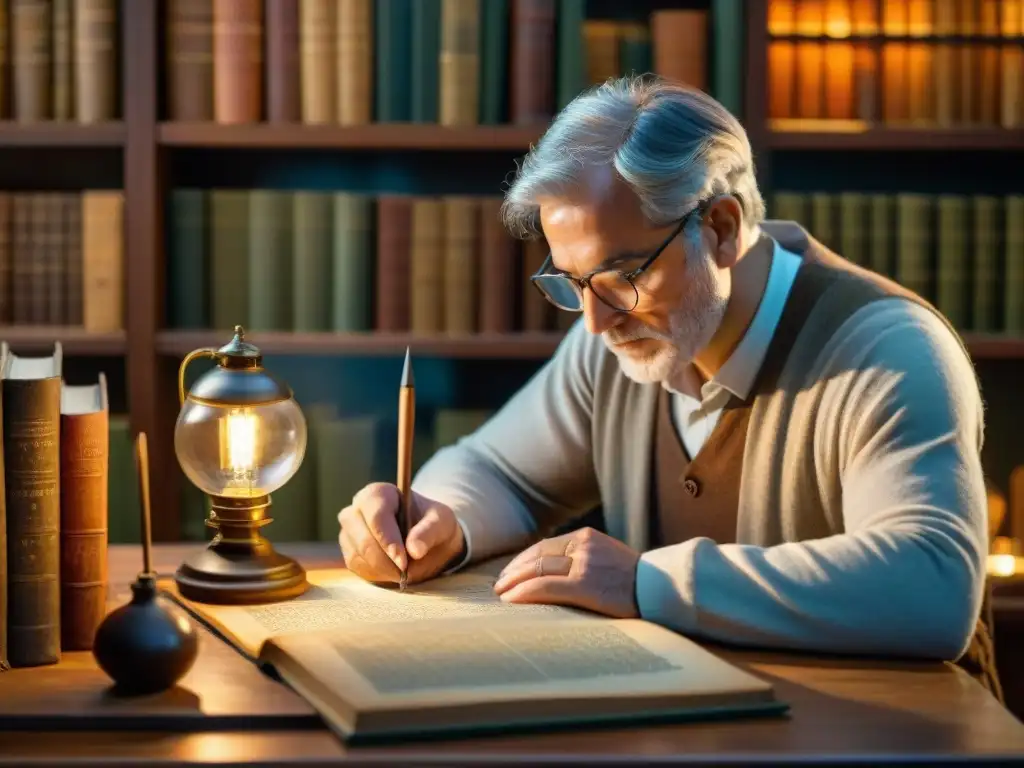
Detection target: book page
<box><xmin>175</xmin><ymin>560</ymin><xmax>590</xmax><ymax>658</ymax></box>
<box><xmin>268</xmin><ymin>617</ymin><xmax>777</xmax><ymax>729</ymax></box>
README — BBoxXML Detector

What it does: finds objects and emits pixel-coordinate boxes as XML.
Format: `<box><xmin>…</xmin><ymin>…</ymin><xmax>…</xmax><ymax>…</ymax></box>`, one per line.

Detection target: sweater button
<box><xmin>682</xmin><ymin>477</ymin><xmax>701</xmax><ymax>497</ymax></box>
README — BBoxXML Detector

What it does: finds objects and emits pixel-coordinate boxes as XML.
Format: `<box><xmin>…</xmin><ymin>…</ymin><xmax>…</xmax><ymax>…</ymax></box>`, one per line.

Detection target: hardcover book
<box><xmin>164</xmin><ymin>557</ymin><xmax>786</xmax><ymax>743</ymax></box>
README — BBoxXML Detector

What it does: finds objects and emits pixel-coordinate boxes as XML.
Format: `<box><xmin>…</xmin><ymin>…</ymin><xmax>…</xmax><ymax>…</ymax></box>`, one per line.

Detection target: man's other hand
<box><xmin>338</xmin><ymin>482</ymin><xmax>465</xmax><ymax>585</ymax></box>
<box><xmin>492</xmin><ymin>527</ymin><xmax>640</xmax><ymax>619</ymax></box>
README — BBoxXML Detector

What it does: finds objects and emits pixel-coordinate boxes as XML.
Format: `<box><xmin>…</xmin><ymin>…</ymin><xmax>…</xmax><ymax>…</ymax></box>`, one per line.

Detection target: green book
<box><xmin>292</xmin><ymin>192</ymin><xmax>333</xmax><ymax>332</ymax></box>
<box><xmin>375</xmin><ymin>0</ymin><xmax>414</xmax><ymax>121</ymax></box>
<box><xmin>332</xmin><ymin>193</ymin><xmax>374</xmax><ymax>332</ymax></box>
<box><xmin>936</xmin><ymin>195</ymin><xmax>968</xmax><ymax>330</ymax></box>
<box><xmin>838</xmin><ymin>192</ymin><xmax>868</xmax><ymax>266</ymax></box>
<box><xmin>210</xmin><ymin>190</ymin><xmax>250</xmax><ymax>333</ymax></box>
<box><xmin>314</xmin><ymin>415</ymin><xmax>379</xmax><ymax>541</ymax></box>
<box><xmin>555</xmin><ymin>0</ymin><xmax>586</xmax><ymax>110</ymax></box>
<box><xmin>1005</xmin><ymin>196</ymin><xmax>1024</xmax><ymax>334</ymax></box>
<box><xmin>167</xmin><ymin>189</ymin><xmax>208</xmax><ymax>329</ymax></box>
<box><xmin>868</xmin><ymin>194</ymin><xmax>895</xmax><ymax>278</ymax></box>
<box><xmin>410</xmin><ymin>0</ymin><xmax>441</xmax><ymax>122</ymax></box>
<box><xmin>971</xmin><ymin>195</ymin><xmax>1000</xmax><ymax>332</ymax></box>
<box><xmin>478</xmin><ymin>0</ymin><xmax>508</xmax><ymax>123</ymax></box>
<box><xmin>247</xmin><ymin>189</ymin><xmax>293</xmax><ymax>332</ymax></box>
<box><xmin>711</xmin><ymin>0</ymin><xmax>744</xmax><ymax>117</ymax></box>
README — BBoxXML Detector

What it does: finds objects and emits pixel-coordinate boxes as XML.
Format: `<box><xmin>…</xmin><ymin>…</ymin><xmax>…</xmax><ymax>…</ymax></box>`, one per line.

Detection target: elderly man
<box><xmin>338</xmin><ymin>77</ymin><xmax>997</xmax><ymax>694</ymax></box>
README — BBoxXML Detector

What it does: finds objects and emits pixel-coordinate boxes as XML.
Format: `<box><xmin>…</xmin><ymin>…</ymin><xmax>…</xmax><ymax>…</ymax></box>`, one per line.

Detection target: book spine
<box><xmin>59</xmin><ymin>405</ymin><xmax>108</xmax><ymax>651</ymax></box>
<box><xmin>374</xmin><ymin>196</ymin><xmax>411</xmax><ymax>331</ymax></box>
<box><xmin>212</xmin><ymin>0</ymin><xmax>263</xmax><ymax>123</ymax></box>
<box><xmin>0</xmin><ymin>193</ymin><xmax>10</xmax><ymax>324</ymax></box>
<box><xmin>81</xmin><ymin>190</ymin><xmax>124</xmax><ymax>332</ymax></box>
<box><xmin>4</xmin><ymin>374</ymin><xmax>61</xmax><ymax>667</ymax></box>
<box><xmin>442</xmin><ymin>196</ymin><xmax>478</xmax><ymax>334</ymax></box>
<box><xmin>74</xmin><ymin>0</ymin><xmax>118</xmax><ymax>123</ymax></box>
<box><xmin>265</xmin><ymin>0</ymin><xmax>300</xmax><ymax>122</ymax></box>
<box><xmin>509</xmin><ymin>0</ymin><xmax>554</xmax><ymax>125</ymax></box>
<box><xmin>477</xmin><ymin>196</ymin><xmax>516</xmax><ymax>333</ymax></box>
<box><xmin>299</xmin><ymin>0</ymin><xmax>335</xmax><ymax>124</ymax></box>
<box><xmin>12</xmin><ymin>0</ymin><xmax>51</xmax><ymax>122</ymax></box>
<box><xmin>166</xmin><ymin>0</ymin><xmax>213</xmax><ymax>121</ymax></box>
<box><xmin>409</xmin><ymin>197</ymin><xmax>445</xmax><ymax>334</ymax></box>
<box><xmin>64</xmin><ymin>191</ymin><xmax>82</xmax><ymax>325</ymax></box>
<box><xmin>337</xmin><ymin>0</ymin><xmax>373</xmax><ymax>125</ymax></box>
<box><xmin>52</xmin><ymin>0</ymin><xmax>72</xmax><ymax>120</ymax></box>
<box><xmin>439</xmin><ymin>0</ymin><xmax>479</xmax><ymax>126</ymax></box>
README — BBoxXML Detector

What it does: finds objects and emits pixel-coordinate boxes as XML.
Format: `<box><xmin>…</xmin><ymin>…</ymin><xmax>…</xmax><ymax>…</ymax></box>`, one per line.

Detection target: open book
<box><xmin>164</xmin><ymin>560</ymin><xmax>786</xmax><ymax>743</ymax></box>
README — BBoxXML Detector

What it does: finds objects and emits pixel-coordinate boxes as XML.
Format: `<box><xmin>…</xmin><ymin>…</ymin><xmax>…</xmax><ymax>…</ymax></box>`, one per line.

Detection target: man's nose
<box><xmin>582</xmin><ymin>289</ymin><xmax>619</xmax><ymax>335</ymax></box>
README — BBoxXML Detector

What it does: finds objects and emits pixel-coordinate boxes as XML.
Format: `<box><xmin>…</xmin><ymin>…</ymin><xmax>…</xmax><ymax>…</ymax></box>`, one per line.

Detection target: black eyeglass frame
<box><xmin>529</xmin><ymin>197</ymin><xmax>714</xmax><ymax>314</ymax></box>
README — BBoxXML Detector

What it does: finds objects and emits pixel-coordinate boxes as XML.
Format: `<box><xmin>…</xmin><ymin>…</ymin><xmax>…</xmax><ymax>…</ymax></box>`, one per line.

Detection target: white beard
<box><xmin>602</xmin><ymin>245</ymin><xmax>728</xmax><ymax>384</ymax></box>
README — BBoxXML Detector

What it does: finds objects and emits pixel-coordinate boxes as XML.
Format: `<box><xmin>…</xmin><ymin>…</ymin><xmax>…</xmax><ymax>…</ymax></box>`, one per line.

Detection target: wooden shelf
<box><xmin>157</xmin><ymin>122</ymin><xmax>547</xmax><ymax>150</ymax></box>
<box><xmin>156</xmin><ymin>331</ymin><xmax>567</xmax><ymax>358</ymax></box>
<box><xmin>964</xmin><ymin>334</ymin><xmax>1024</xmax><ymax>361</ymax></box>
<box><xmin>767</xmin><ymin>125</ymin><xmax>1024</xmax><ymax>151</ymax></box>
<box><xmin>0</xmin><ymin>121</ymin><xmax>125</xmax><ymax>147</ymax></box>
<box><xmin>0</xmin><ymin>327</ymin><xmax>127</xmax><ymax>355</ymax></box>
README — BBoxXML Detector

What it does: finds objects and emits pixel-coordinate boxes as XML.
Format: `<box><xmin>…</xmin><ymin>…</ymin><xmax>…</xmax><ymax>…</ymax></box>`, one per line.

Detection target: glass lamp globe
<box><xmin>172</xmin><ymin>326</ymin><xmax>309</xmax><ymax>605</ymax></box>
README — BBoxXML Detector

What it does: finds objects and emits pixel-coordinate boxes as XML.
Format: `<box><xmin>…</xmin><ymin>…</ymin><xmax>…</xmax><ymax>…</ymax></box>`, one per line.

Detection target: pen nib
<box><xmin>399</xmin><ymin>571</ymin><xmax>408</xmax><ymax>592</ymax></box>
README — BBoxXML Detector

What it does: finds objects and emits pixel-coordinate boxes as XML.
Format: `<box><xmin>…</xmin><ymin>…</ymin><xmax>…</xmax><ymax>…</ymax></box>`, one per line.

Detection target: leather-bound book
<box><xmin>509</xmin><ymin>0</ymin><xmax>554</xmax><ymax>124</ymax></box>
<box><xmin>442</xmin><ymin>196</ymin><xmax>478</xmax><ymax>334</ymax></box>
<box><xmin>374</xmin><ymin>196</ymin><xmax>411</xmax><ymax>332</ymax></box>
<box><xmin>52</xmin><ymin>0</ymin><xmax>72</xmax><ymax>120</ymax></box>
<box><xmin>299</xmin><ymin>0</ymin><xmax>335</xmax><ymax>124</ymax></box>
<box><xmin>520</xmin><ymin>237</ymin><xmax>551</xmax><ymax>331</ymax></box>
<box><xmin>166</xmin><ymin>0</ymin><xmax>213</xmax><ymax>121</ymax></box>
<box><xmin>439</xmin><ymin>0</ymin><xmax>480</xmax><ymax>126</ymax></box>
<box><xmin>59</xmin><ymin>373</ymin><xmax>108</xmax><ymax>651</ymax></box>
<box><xmin>650</xmin><ymin>10</ymin><xmax>707</xmax><ymax>91</ymax></box>
<box><xmin>74</xmin><ymin>0</ymin><xmax>118</xmax><ymax>123</ymax></box>
<box><xmin>1</xmin><ymin>341</ymin><xmax>62</xmax><ymax>667</ymax></box>
<box><xmin>337</xmin><ymin>0</ymin><xmax>373</xmax><ymax>125</ymax></box>
<box><xmin>212</xmin><ymin>0</ymin><xmax>263</xmax><ymax>123</ymax></box>
<box><xmin>266</xmin><ymin>0</ymin><xmax>300</xmax><ymax>122</ymax></box>
<box><xmin>477</xmin><ymin>196</ymin><xmax>516</xmax><ymax>333</ymax></box>
<box><xmin>0</xmin><ymin>193</ymin><xmax>11</xmax><ymax>325</ymax></box>
<box><xmin>11</xmin><ymin>0</ymin><xmax>51</xmax><ymax>122</ymax></box>
<box><xmin>409</xmin><ymin>197</ymin><xmax>445</xmax><ymax>334</ymax></box>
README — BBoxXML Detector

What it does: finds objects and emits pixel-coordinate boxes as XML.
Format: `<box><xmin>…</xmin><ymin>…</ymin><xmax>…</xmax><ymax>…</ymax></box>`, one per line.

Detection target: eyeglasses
<box><xmin>529</xmin><ymin>199</ymin><xmax>710</xmax><ymax>314</ymax></box>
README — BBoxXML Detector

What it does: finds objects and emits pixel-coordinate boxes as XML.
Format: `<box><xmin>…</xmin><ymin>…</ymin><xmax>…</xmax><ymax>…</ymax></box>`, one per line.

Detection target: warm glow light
<box><xmin>988</xmin><ymin>554</ymin><xmax>1019</xmax><ymax>578</ymax></box>
<box><xmin>219</xmin><ymin>408</ymin><xmax>260</xmax><ymax>495</ymax></box>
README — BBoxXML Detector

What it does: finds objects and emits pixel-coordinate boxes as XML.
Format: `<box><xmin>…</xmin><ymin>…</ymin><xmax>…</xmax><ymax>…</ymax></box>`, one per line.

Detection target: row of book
<box><xmin>166</xmin><ymin>188</ymin><xmax>575</xmax><ymax>336</ymax></box>
<box><xmin>0</xmin><ymin>0</ymin><xmax>119</xmax><ymax>123</ymax></box>
<box><xmin>768</xmin><ymin>0</ymin><xmax>1024</xmax><ymax>36</ymax></box>
<box><xmin>767</xmin><ymin>0</ymin><xmax>1023</xmax><ymax>127</ymax></box>
<box><xmin>166</xmin><ymin>0</ymin><xmax>732</xmax><ymax>125</ymax></box>
<box><xmin>0</xmin><ymin>343</ymin><xmax>109</xmax><ymax>669</ymax></box>
<box><xmin>767</xmin><ymin>41</ymin><xmax>1022</xmax><ymax>127</ymax></box>
<box><xmin>0</xmin><ymin>190</ymin><xmax>124</xmax><ymax>332</ymax></box>
<box><xmin>772</xmin><ymin>191</ymin><xmax>1024</xmax><ymax>334</ymax></box>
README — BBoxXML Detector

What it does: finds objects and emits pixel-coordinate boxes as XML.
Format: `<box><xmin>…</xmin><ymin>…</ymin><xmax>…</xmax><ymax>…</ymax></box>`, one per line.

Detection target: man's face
<box><xmin>539</xmin><ymin>167</ymin><xmax>731</xmax><ymax>384</ymax></box>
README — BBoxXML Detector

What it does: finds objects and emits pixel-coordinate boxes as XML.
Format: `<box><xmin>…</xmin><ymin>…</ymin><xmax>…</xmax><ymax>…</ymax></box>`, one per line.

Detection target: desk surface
<box><xmin>1</xmin><ymin>541</ymin><xmax>1023</xmax><ymax>766</ymax></box>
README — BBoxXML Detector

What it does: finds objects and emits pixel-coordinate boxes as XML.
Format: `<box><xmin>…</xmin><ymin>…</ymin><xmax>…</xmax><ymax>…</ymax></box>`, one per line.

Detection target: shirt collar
<box><xmin>703</xmin><ymin>238</ymin><xmax>802</xmax><ymax>401</ymax></box>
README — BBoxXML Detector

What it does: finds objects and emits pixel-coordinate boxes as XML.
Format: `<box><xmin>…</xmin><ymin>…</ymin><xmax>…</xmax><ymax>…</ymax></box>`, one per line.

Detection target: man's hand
<box><xmin>338</xmin><ymin>482</ymin><xmax>465</xmax><ymax>586</ymax></box>
<box><xmin>492</xmin><ymin>527</ymin><xmax>640</xmax><ymax>619</ymax></box>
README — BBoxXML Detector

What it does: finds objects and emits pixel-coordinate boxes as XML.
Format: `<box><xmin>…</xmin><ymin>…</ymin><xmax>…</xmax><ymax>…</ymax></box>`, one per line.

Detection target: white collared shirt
<box><xmin>667</xmin><ymin>239</ymin><xmax>803</xmax><ymax>457</ymax></box>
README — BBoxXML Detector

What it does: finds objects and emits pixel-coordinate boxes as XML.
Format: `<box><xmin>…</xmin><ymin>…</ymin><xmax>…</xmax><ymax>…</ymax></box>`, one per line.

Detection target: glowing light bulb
<box><xmin>219</xmin><ymin>408</ymin><xmax>260</xmax><ymax>496</ymax></box>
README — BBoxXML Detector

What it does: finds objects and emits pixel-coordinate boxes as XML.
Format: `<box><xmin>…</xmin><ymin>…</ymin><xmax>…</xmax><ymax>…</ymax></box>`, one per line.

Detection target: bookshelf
<box><xmin>0</xmin><ymin>0</ymin><xmax>1019</xmax><ymax>542</ymax></box>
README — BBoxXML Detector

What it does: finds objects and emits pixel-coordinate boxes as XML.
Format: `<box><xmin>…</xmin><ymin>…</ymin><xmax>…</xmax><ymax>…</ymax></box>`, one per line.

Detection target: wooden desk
<box><xmin>1</xmin><ymin>542</ymin><xmax>1023</xmax><ymax>767</ymax></box>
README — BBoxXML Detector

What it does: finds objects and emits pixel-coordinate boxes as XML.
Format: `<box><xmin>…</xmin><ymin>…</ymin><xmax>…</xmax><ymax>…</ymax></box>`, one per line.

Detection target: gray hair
<box><xmin>500</xmin><ymin>76</ymin><xmax>766</xmax><ymax>242</ymax></box>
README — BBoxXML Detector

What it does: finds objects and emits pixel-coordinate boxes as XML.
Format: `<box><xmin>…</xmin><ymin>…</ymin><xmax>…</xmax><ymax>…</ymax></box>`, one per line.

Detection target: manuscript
<box><xmin>165</xmin><ymin>561</ymin><xmax>785</xmax><ymax>742</ymax></box>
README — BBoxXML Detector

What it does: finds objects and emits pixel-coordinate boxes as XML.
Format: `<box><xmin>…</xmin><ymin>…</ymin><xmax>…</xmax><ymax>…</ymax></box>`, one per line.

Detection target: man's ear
<box><xmin>705</xmin><ymin>196</ymin><xmax>743</xmax><ymax>269</ymax></box>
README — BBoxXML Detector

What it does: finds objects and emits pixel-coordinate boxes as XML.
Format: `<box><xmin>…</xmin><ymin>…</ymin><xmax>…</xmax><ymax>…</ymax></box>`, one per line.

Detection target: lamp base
<box><xmin>174</xmin><ymin>494</ymin><xmax>309</xmax><ymax>605</ymax></box>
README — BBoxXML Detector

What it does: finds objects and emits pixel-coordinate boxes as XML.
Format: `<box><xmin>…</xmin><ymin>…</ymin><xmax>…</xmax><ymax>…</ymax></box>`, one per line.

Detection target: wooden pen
<box><xmin>396</xmin><ymin>347</ymin><xmax>415</xmax><ymax>591</ymax></box>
